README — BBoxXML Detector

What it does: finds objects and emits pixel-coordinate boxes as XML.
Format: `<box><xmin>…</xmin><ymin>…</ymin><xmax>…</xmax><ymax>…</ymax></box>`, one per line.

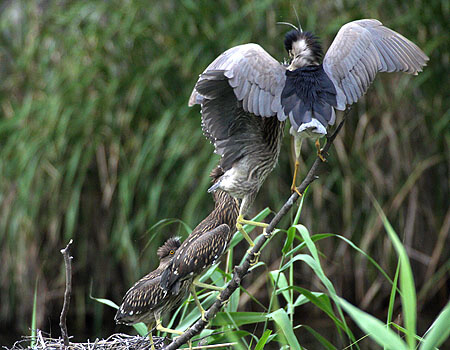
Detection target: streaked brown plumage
<box><xmin>114</xmin><ymin>237</ymin><xmax>190</xmax><ymax>328</ymax></box>
<box><xmin>160</xmin><ymin>167</ymin><xmax>239</xmax><ymax>295</ymax></box>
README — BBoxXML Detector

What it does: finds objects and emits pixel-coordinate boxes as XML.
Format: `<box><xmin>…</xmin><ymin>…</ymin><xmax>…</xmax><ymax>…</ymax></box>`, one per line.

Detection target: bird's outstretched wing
<box><xmin>189</xmin><ymin>44</ymin><xmax>287</xmax><ymax>170</ymax></box>
<box><xmin>190</xmin><ymin>43</ymin><xmax>287</xmax><ymax>119</ymax></box>
<box><xmin>161</xmin><ymin>224</ymin><xmax>230</xmax><ymax>294</ymax></box>
<box><xmin>323</xmin><ymin>19</ymin><xmax>429</xmax><ymax>110</ymax></box>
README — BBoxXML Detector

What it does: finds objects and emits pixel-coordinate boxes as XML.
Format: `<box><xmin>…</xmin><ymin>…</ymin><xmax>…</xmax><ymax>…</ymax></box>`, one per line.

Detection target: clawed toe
<box><xmin>217</xmin><ymin>294</ymin><xmax>229</xmax><ymax>306</ymax></box>
<box><xmin>247</xmin><ymin>249</ymin><xmax>260</xmax><ymax>265</ymax></box>
<box><xmin>317</xmin><ymin>151</ymin><xmax>327</xmax><ymax>162</ymax></box>
<box><xmin>291</xmin><ymin>186</ymin><xmax>303</xmax><ymax>196</ymax></box>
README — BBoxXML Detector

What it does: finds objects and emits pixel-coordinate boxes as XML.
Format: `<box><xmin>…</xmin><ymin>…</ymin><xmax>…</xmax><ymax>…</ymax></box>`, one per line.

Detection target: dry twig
<box><xmin>60</xmin><ymin>239</ymin><xmax>74</xmax><ymax>347</ymax></box>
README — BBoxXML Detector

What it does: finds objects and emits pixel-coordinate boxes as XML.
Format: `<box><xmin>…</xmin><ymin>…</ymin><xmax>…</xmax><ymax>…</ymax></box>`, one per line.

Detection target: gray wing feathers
<box><xmin>189</xmin><ymin>43</ymin><xmax>287</xmax><ymax>120</ymax></box>
<box><xmin>323</xmin><ymin>19</ymin><xmax>429</xmax><ymax>110</ymax></box>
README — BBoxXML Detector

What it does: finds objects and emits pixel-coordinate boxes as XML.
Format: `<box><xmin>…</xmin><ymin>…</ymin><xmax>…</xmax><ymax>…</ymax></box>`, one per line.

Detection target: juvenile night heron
<box><xmin>160</xmin><ymin>167</ymin><xmax>239</xmax><ymax>320</ymax></box>
<box><xmin>115</xmin><ymin>237</ymin><xmax>190</xmax><ymax>349</ymax></box>
<box><xmin>189</xmin><ymin>19</ymin><xmax>428</xmax><ymax>242</ymax></box>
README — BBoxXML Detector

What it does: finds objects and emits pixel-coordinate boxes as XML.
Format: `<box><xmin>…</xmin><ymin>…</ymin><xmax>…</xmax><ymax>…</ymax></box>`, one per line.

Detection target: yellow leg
<box><xmin>149</xmin><ymin>329</ymin><xmax>155</xmax><ymax>350</ymax></box>
<box><xmin>236</xmin><ymin>214</ymin><xmax>263</xmax><ymax>265</ymax></box>
<box><xmin>156</xmin><ymin>319</ymin><xmax>183</xmax><ymax>335</ymax></box>
<box><xmin>237</xmin><ymin>215</ymin><xmax>269</xmax><ymax>228</ymax></box>
<box><xmin>236</xmin><ymin>216</ymin><xmax>254</xmax><ymax>247</ymax></box>
<box><xmin>290</xmin><ymin>160</ymin><xmax>303</xmax><ymax>197</ymax></box>
<box><xmin>190</xmin><ymin>285</ymin><xmax>207</xmax><ymax>322</ymax></box>
<box><xmin>291</xmin><ymin>160</ymin><xmax>299</xmax><ymax>191</ymax></box>
<box><xmin>315</xmin><ymin>139</ymin><xmax>326</xmax><ymax>162</ymax></box>
<box><xmin>156</xmin><ymin>319</ymin><xmax>192</xmax><ymax>350</ymax></box>
<box><xmin>193</xmin><ymin>279</ymin><xmax>224</xmax><ymax>292</ymax></box>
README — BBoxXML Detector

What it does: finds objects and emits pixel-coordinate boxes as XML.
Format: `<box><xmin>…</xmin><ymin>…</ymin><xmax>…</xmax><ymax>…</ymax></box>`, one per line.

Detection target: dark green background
<box><xmin>0</xmin><ymin>0</ymin><xmax>448</xmax><ymax>347</ymax></box>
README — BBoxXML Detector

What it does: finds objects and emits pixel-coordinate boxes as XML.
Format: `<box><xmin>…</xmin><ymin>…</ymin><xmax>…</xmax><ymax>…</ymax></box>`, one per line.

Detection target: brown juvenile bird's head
<box><xmin>156</xmin><ymin>237</ymin><xmax>181</xmax><ymax>264</ymax></box>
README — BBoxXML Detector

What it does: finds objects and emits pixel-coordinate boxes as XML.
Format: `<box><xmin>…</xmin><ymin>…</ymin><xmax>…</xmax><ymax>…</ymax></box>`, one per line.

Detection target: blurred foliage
<box><xmin>0</xmin><ymin>0</ymin><xmax>448</xmax><ymax>346</ymax></box>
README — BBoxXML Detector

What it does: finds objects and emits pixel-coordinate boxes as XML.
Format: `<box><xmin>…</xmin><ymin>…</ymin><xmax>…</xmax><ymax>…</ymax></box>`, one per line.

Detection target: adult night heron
<box><xmin>189</xmin><ymin>19</ymin><xmax>428</xmax><ymax>244</ymax></box>
<box><xmin>115</xmin><ymin>237</ymin><xmax>190</xmax><ymax>349</ymax></box>
<box><xmin>161</xmin><ymin>167</ymin><xmax>239</xmax><ymax>320</ymax></box>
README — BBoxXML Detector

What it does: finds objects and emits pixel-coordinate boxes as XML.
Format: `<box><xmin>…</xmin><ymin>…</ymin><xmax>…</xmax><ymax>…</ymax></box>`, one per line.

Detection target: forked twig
<box><xmin>60</xmin><ymin>239</ymin><xmax>74</xmax><ymax>347</ymax></box>
<box><xmin>164</xmin><ymin>113</ymin><xmax>349</xmax><ymax>349</ymax></box>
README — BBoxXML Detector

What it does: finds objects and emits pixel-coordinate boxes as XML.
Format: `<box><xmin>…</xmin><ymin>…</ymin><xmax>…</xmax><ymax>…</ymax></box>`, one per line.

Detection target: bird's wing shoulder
<box><xmin>190</xmin><ymin>43</ymin><xmax>287</xmax><ymax>120</ymax></box>
<box><xmin>170</xmin><ymin>224</ymin><xmax>231</xmax><ymax>279</ymax></box>
<box><xmin>323</xmin><ymin>19</ymin><xmax>428</xmax><ymax>110</ymax></box>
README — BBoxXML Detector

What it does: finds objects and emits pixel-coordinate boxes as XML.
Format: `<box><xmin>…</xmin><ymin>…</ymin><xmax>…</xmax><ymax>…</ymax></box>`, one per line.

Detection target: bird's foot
<box><xmin>291</xmin><ymin>185</ymin><xmax>303</xmax><ymax>197</ymax></box>
<box><xmin>201</xmin><ymin>309</ymin><xmax>208</xmax><ymax>322</ymax></box>
<box><xmin>317</xmin><ymin>151</ymin><xmax>327</xmax><ymax>162</ymax></box>
<box><xmin>236</xmin><ymin>219</ymin><xmax>256</xmax><ymax>247</ymax></box>
<box><xmin>156</xmin><ymin>319</ymin><xmax>183</xmax><ymax>335</ymax></box>
<box><xmin>315</xmin><ymin>140</ymin><xmax>327</xmax><ymax>162</ymax></box>
<box><xmin>247</xmin><ymin>248</ymin><xmax>260</xmax><ymax>266</ymax></box>
<box><xmin>217</xmin><ymin>293</ymin><xmax>229</xmax><ymax>306</ymax></box>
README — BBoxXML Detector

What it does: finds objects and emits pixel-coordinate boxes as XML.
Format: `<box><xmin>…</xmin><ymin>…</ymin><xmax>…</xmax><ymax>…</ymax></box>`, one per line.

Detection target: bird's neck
<box><xmin>212</xmin><ymin>191</ymin><xmax>239</xmax><ymax>228</ymax></box>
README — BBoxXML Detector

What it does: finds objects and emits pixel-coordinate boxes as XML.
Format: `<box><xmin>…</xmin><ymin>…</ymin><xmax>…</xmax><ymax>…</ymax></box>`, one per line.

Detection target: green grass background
<box><xmin>0</xmin><ymin>0</ymin><xmax>448</xmax><ymax>348</ymax></box>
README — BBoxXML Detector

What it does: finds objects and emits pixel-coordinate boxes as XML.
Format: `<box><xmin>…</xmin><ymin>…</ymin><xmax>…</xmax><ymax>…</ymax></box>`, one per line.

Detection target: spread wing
<box><xmin>189</xmin><ymin>44</ymin><xmax>287</xmax><ymax>170</ymax></box>
<box><xmin>190</xmin><ymin>43</ymin><xmax>287</xmax><ymax>119</ymax></box>
<box><xmin>161</xmin><ymin>224</ymin><xmax>230</xmax><ymax>293</ymax></box>
<box><xmin>323</xmin><ymin>19</ymin><xmax>429</xmax><ymax>110</ymax></box>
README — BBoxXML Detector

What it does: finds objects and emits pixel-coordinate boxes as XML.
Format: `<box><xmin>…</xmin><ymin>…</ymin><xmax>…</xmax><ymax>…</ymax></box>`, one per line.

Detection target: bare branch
<box><xmin>164</xmin><ymin>114</ymin><xmax>348</xmax><ymax>349</ymax></box>
<box><xmin>60</xmin><ymin>239</ymin><xmax>74</xmax><ymax>347</ymax></box>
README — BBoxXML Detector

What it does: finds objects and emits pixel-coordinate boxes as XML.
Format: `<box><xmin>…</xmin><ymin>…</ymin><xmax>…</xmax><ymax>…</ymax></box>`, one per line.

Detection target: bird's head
<box><xmin>157</xmin><ymin>237</ymin><xmax>181</xmax><ymax>263</ymax></box>
<box><xmin>284</xmin><ymin>30</ymin><xmax>322</xmax><ymax>70</ymax></box>
<box><xmin>209</xmin><ymin>166</ymin><xmax>225</xmax><ymax>183</ymax></box>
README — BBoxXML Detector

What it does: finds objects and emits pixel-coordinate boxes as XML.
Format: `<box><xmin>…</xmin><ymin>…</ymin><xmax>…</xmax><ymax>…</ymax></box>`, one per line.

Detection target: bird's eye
<box><xmin>169</xmin><ymin>250</ymin><xmax>175</xmax><ymax>255</ymax></box>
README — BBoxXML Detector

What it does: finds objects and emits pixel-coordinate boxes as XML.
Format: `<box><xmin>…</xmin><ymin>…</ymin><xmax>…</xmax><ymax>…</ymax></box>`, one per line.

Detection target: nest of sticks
<box><xmin>6</xmin><ymin>330</ymin><xmax>235</xmax><ymax>350</ymax></box>
<box><xmin>7</xmin><ymin>331</ymin><xmax>168</xmax><ymax>350</ymax></box>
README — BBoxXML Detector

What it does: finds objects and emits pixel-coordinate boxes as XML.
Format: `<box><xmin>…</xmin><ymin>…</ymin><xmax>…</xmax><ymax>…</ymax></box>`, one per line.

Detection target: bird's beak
<box><xmin>208</xmin><ymin>181</ymin><xmax>221</xmax><ymax>193</ymax></box>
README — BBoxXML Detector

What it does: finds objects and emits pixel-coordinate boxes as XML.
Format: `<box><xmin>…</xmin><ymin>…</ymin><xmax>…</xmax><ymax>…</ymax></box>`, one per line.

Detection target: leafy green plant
<box><xmin>91</xmin><ymin>190</ymin><xmax>450</xmax><ymax>349</ymax></box>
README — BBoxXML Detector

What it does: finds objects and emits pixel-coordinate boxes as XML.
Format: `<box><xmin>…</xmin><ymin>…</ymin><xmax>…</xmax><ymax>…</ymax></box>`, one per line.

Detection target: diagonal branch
<box><xmin>164</xmin><ymin>114</ymin><xmax>348</xmax><ymax>350</ymax></box>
